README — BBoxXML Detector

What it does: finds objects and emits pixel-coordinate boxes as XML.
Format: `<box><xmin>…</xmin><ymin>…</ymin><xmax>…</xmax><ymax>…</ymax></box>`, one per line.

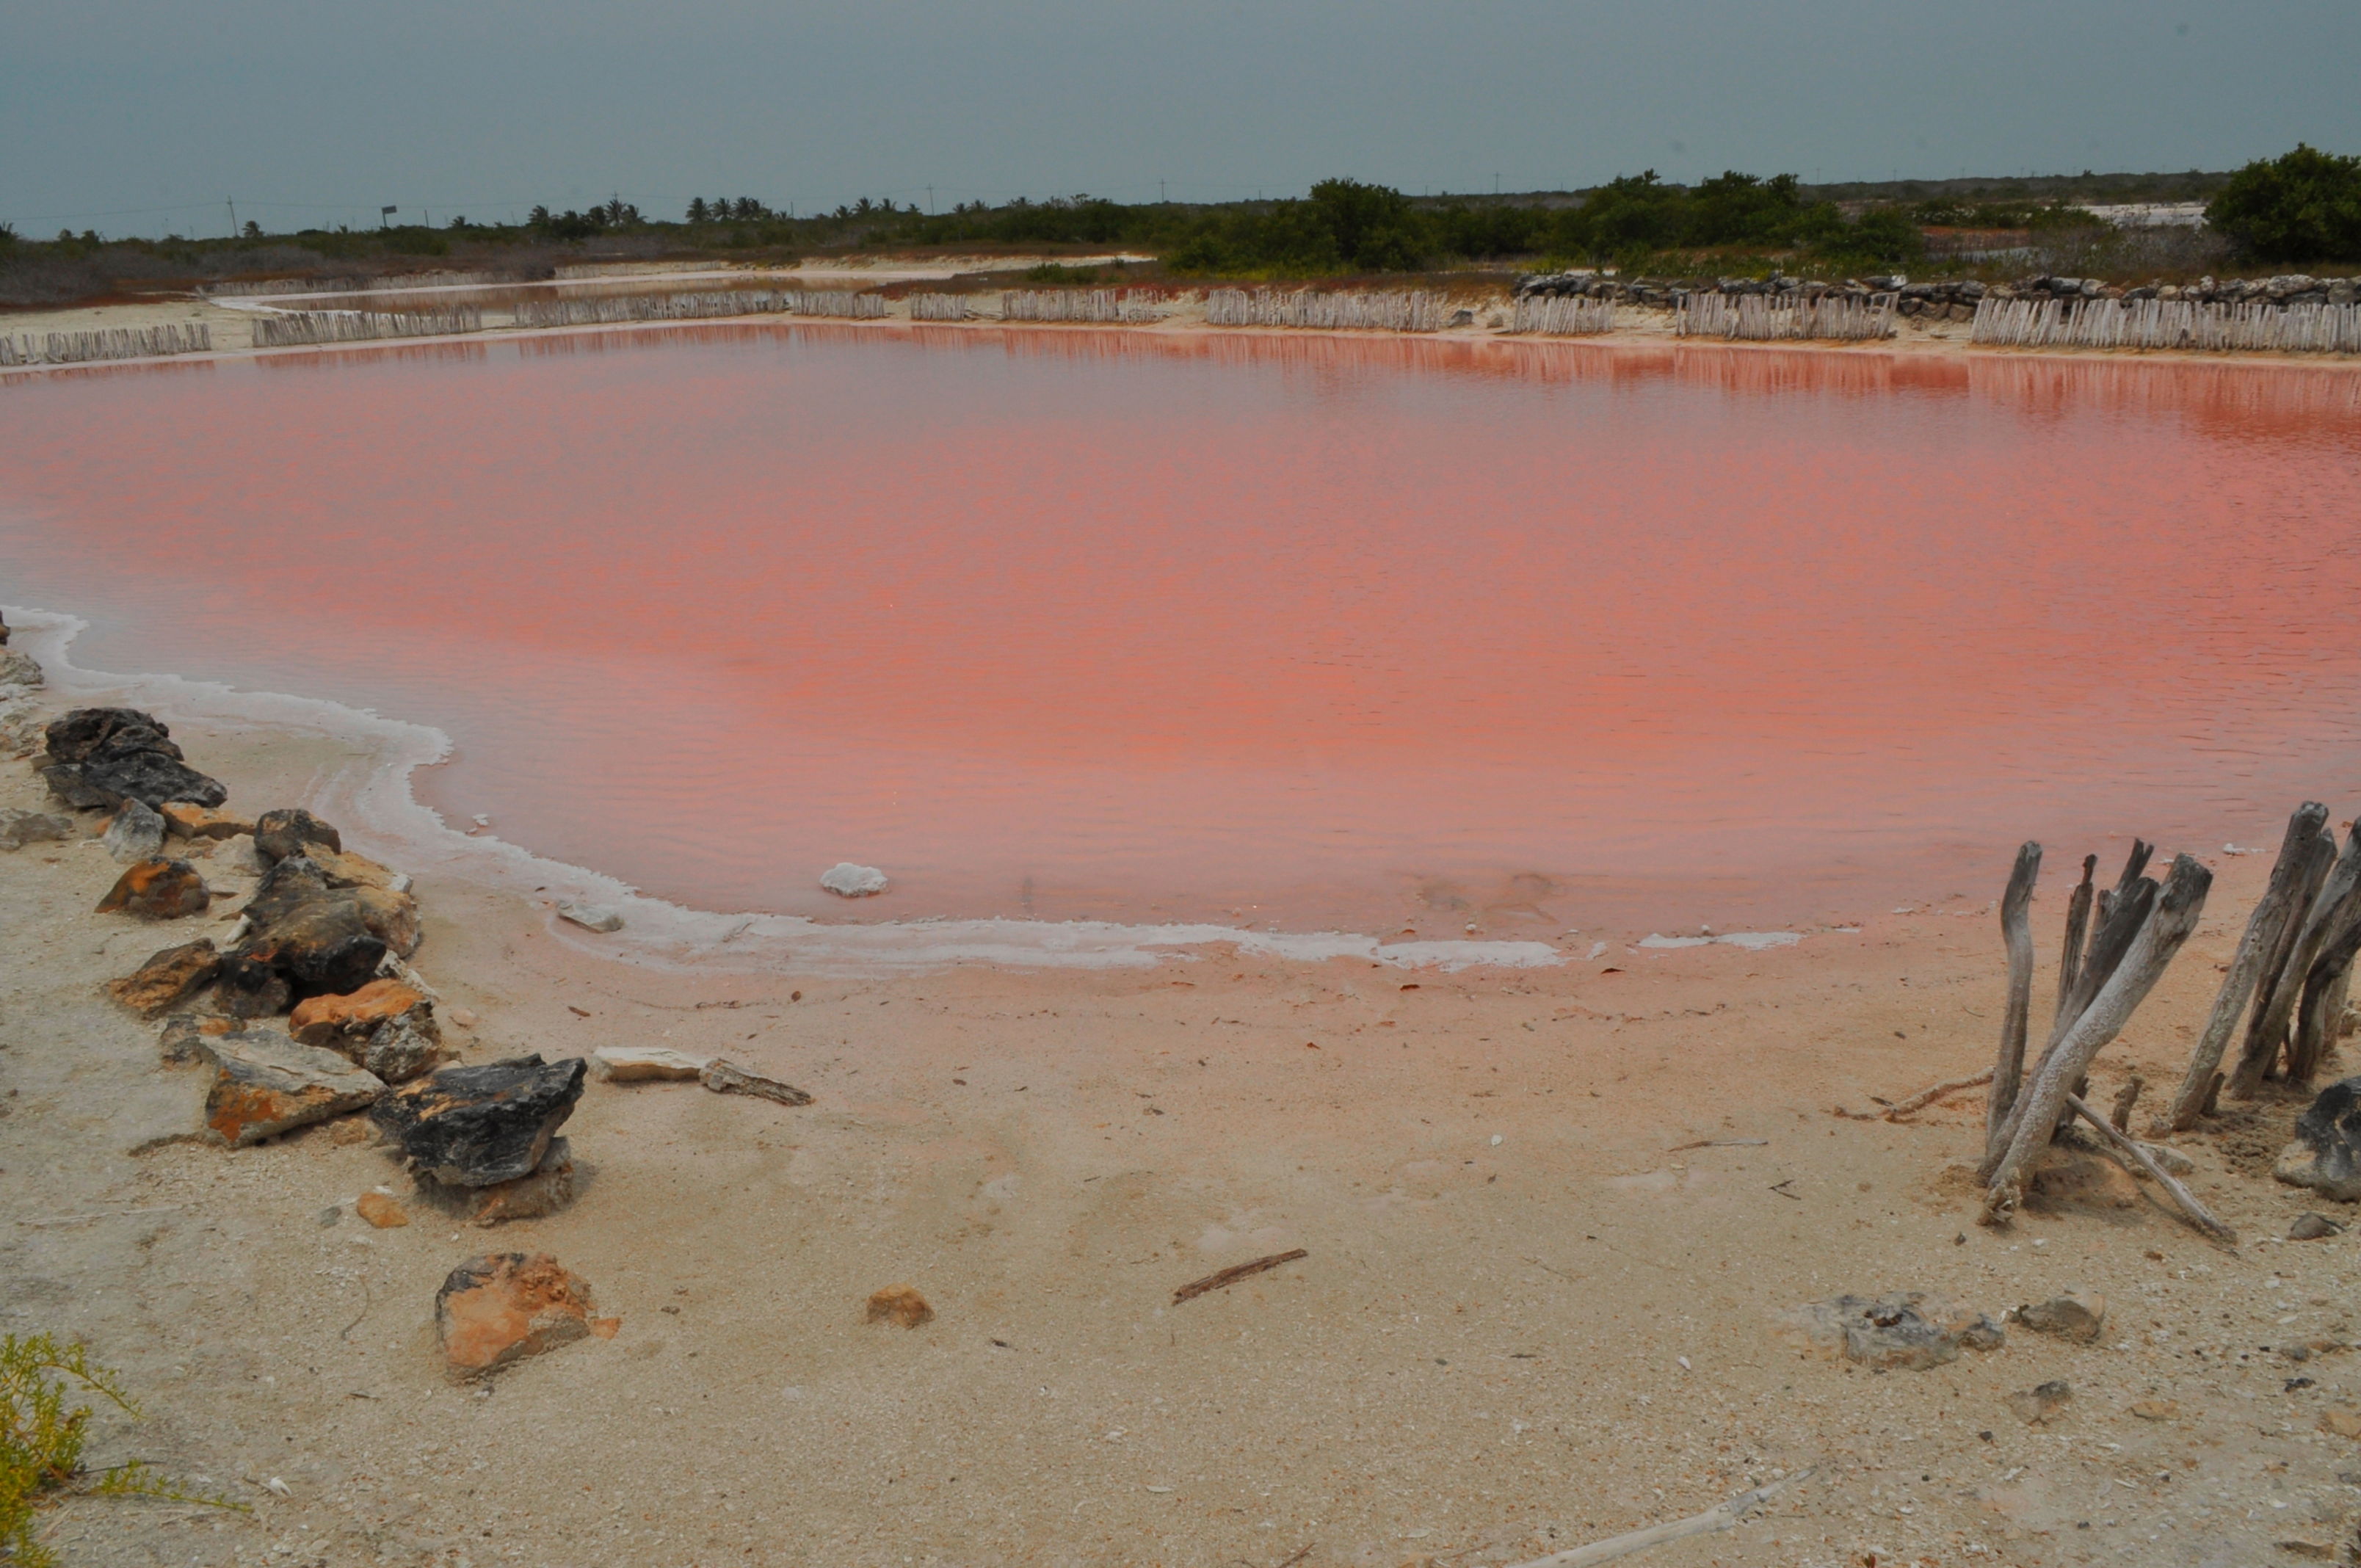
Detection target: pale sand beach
<box><xmin>4</xmin><ymin>649</ymin><xmax>2359</xmax><ymax>1568</ymax></box>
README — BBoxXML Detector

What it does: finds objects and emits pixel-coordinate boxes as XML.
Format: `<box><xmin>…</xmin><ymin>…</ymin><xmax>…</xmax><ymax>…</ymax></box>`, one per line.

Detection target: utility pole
<box><xmin>226</xmin><ymin>197</ymin><xmax>236</xmax><ymax>238</ymax></box>
<box><xmin>1159</xmin><ymin>178</ymin><xmax>1167</xmax><ymax>204</ymax></box>
<box><xmin>926</xmin><ymin>184</ymin><xmax>935</xmax><ymax>214</ymax></box>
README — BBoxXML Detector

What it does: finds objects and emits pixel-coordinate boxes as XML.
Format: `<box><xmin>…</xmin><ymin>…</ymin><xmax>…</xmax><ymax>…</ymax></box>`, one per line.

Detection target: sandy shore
<box><xmin>7</xmin><ymin>264</ymin><xmax>2360</xmax><ymax>374</ymax></box>
<box><xmin>4</xmin><ymin>645</ymin><xmax>2360</xmax><ymax>1568</ymax></box>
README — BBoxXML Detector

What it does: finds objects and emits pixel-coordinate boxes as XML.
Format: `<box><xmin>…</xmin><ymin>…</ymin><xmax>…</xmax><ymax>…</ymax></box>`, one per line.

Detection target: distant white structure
<box><xmin>2081</xmin><ymin>202</ymin><xmax>2209</xmax><ymax>229</ymax></box>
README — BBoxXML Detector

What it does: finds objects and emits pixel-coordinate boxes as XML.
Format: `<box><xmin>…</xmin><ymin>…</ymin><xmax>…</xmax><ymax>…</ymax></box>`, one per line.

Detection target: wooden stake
<box><xmin>1983</xmin><ymin>854</ymin><xmax>2211</xmax><ymax>1213</ymax></box>
<box><xmin>2108</xmin><ymin>1073</ymin><xmax>2144</xmax><ymax>1131</ymax></box>
<box><xmin>2232</xmin><ymin>827</ymin><xmax>2360</xmax><ymax>1097</ymax></box>
<box><xmin>2289</xmin><ymin>901</ymin><xmax>2361</xmax><ymax>1084</ymax></box>
<box><xmin>1987</xmin><ymin>842</ymin><xmax>2042</xmax><ymax>1156</ymax></box>
<box><xmin>2161</xmin><ymin>803</ymin><xmax>2330</xmax><ymax>1130</ymax></box>
<box><xmin>2054</xmin><ymin>854</ymin><xmax>2096</xmax><ymax>1024</ymax></box>
<box><xmin>2067</xmin><ymin>1094</ymin><xmax>2236</xmax><ymax>1246</ymax></box>
<box><xmin>1504</xmin><ymin>1469</ymin><xmax>1815</xmax><ymax>1568</ymax></box>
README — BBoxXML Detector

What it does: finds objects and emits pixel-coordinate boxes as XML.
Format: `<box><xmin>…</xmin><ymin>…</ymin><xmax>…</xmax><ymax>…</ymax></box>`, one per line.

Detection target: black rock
<box><xmin>2274</xmin><ymin>1077</ymin><xmax>2361</xmax><ymax>1202</ymax></box>
<box><xmin>371</xmin><ymin>1055</ymin><xmax>587</xmax><ymax>1187</ymax></box>
<box><xmin>231</xmin><ymin>899</ymin><xmax>387</xmax><ymax>1001</ymax></box>
<box><xmin>43</xmin><ymin>712</ymin><xmax>227</xmax><ymax>811</ymax></box>
<box><xmin>44</xmin><ymin>708</ymin><xmax>174</xmax><ymax>765</ymax></box>
<box><xmin>253</xmin><ymin>807</ymin><xmax>343</xmax><ymax>864</ymax></box>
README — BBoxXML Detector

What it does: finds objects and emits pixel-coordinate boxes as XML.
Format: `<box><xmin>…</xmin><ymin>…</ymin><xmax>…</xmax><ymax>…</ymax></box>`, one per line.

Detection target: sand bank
<box><xmin>3</xmin><ymin>636</ymin><xmax>2359</xmax><ymax>1567</ymax></box>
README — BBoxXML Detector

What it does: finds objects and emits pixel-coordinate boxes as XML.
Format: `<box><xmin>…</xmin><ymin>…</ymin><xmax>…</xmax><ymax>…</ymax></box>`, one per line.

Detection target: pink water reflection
<box><xmin>4</xmin><ymin>325</ymin><xmax>2360</xmax><ymax>935</ymax></box>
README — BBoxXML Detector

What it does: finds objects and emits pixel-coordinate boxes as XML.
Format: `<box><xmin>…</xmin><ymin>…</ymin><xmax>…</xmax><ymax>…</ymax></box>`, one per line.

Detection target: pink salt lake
<box><xmin>4</xmin><ymin>325</ymin><xmax>2360</xmax><ymax>941</ymax></box>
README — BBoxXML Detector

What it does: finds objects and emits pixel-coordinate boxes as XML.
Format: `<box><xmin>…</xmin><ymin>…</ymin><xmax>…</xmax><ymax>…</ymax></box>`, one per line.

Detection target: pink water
<box><xmin>5</xmin><ymin>325</ymin><xmax>2361</xmax><ymax>939</ymax></box>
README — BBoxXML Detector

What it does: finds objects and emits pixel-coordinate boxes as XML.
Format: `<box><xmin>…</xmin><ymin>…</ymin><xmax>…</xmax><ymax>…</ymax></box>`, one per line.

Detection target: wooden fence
<box><xmin>1972</xmin><ymin>296</ymin><xmax>2361</xmax><ymax>353</ymax></box>
<box><xmin>789</xmin><ymin>290</ymin><xmax>887</xmax><ymax>319</ymax></box>
<box><xmin>1674</xmin><ymin>293</ymin><xmax>1897</xmax><ymax>341</ymax></box>
<box><xmin>909</xmin><ymin>293</ymin><xmax>973</xmax><ymax>322</ymax></box>
<box><xmin>1506</xmin><ymin>296</ymin><xmax>1618</xmax><ymax>336</ymax></box>
<box><xmin>0</xmin><ymin>322</ymin><xmax>214</xmax><ymax>366</ymax></box>
<box><xmin>998</xmin><ymin>289</ymin><xmax>1165</xmax><ymax>324</ymax></box>
<box><xmin>1204</xmin><ymin>289</ymin><xmax>1446</xmax><ymax>332</ymax></box>
<box><xmin>250</xmin><ymin>310</ymin><xmax>484</xmax><ymax>348</ymax></box>
<box><xmin>510</xmin><ymin>291</ymin><xmax>790</xmax><ymax>328</ymax></box>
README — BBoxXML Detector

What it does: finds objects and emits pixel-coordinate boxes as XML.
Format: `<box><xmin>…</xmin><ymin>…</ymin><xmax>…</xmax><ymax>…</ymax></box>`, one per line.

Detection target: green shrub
<box><xmin>2</xmin><ymin>1332</ymin><xmax>241</xmax><ymax>1567</ymax></box>
<box><xmin>2207</xmin><ymin>144</ymin><xmax>2361</xmax><ymax>263</ymax></box>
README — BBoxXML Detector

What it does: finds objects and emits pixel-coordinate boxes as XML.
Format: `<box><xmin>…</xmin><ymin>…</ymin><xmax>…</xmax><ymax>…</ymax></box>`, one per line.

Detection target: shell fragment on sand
<box><xmin>820</xmin><ymin>863</ymin><xmax>889</xmax><ymax>898</ymax></box>
<box><xmin>556</xmin><ymin>901</ymin><xmax>624</xmax><ymax>933</ymax></box>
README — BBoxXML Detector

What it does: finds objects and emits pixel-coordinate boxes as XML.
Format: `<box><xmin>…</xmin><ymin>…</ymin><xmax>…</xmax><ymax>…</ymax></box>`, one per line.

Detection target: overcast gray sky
<box><xmin>5</xmin><ymin>0</ymin><xmax>2358</xmax><ymax>239</ymax></box>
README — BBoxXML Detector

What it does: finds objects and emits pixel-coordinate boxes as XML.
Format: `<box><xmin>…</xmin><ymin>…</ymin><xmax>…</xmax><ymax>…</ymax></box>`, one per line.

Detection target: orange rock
<box><xmin>356</xmin><ymin>1191</ymin><xmax>409</xmax><ymax>1227</ymax></box>
<box><xmin>588</xmin><ymin>1316</ymin><xmax>623</xmax><ymax>1340</ymax></box>
<box><xmin>2130</xmin><ymin>1398</ymin><xmax>2180</xmax><ymax>1421</ymax></box>
<box><xmin>290</xmin><ymin>979</ymin><xmax>429</xmax><ymax>1046</ymax></box>
<box><xmin>866</xmin><ymin>1284</ymin><xmax>934</xmax><ymax>1329</ymax></box>
<box><xmin>305</xmin><ymin>847</ymin><xmax>404</xmax><ymax>894</ymax></box>
<box><xmin>106</xmin><ymin>939</ymin><xmax>220</xmax><ymax>1017</ymax></box>
<box><xmin>95</xmin><ymin>859</ymin><xmax>210</xmax><ymax>920</ymax></box>
<box><xmin>203</xmin><ymin>1034</ymin><xmax>384</xmax><ymax>1146</ymax></box>
<box><xmin>161</xmin><ymin>802</ymin><xmax>254</xmax><ymax>840</ymax></box>
<box><xmin>435</xmin><ymin>1252</ymin><xmax>598</xmax><ymax>1375</ymax></box>
<box><xmin>417</xmin><ymin>1139</ymin><xmax>579</xmax><ymax>1225</ymax></box>
<box><xmin>2321</xmin><ymin>1407</ymin><xmax>2361</xmax><ymax>1440</ymax></box>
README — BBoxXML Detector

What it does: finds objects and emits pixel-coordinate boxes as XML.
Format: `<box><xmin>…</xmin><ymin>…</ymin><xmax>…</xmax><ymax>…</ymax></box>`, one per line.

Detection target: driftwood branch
<box><xmin>2161</xmin><ymin>803</ymin><xmax>2329</xmax><ymax>1130</ymax></box>
<box><xmin>1504</xmin><ymin>1469</ymin><xmax>1816</xmax><ymax>1568</ymax></box>
<box><xmin>1983</xmin><ymin>854</ymin><xmax>2211</xmax><ymax>1217</ymax></box>
<box><xmin>2231</xmin><ymin>825</ymin><xmax>2355</xmax><ymax>1098</ymax></box>
<box><xmin>1987</xmin><ymin>842</ymin><xmax>2042</xmax><ymax>1155</ymax></box>
<box><xmin>2054</xmin><ymin>854</ymin><xmax>2096</xmax><ymax>1025</ymax></box>
<box><xmin>2067</xmin><ymin>1094</ymin><xmax>2237</xmax><ymax>1246</ymax></box>
<box><xmin>698</xmin><ymin>1059</ymin><xmax>813</xmax><ymax>1106</ymax></box>
<box><xmin>1173</xmin><ymin>1249</ymin><xmax>1307</xmax><ymax>1303</ymax></box>
<box><xmin>1885</xmin><ymin>1070</ymin><xmax>1992</xmax><ymax>1121</ymax></box>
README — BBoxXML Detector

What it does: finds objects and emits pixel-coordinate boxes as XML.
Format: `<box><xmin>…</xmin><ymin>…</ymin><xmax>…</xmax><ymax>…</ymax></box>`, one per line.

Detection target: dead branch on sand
<box><xmin>1503</xmin><ymin>1469</ymin><xmax>1816</xmax><ymax>1568</ymax></box>
<box><xmin>1173</xmin><ymin>1249</ymin><xmax>1308</xmax><ymax>1304</ymax></box>
<box><xmin>2230</xmin><ymin>825</ymin><xmax>2360</xmax><ymax>1097</ymax></box>
<box><xmin>1987</xmin><ymin>842</ymin><xmax>2042</xmax><ymax>1151</ymax></box>
<box><xmin>2066</xmin><ymin>1094</ymin><xmax>2237</xmax><ymax>1246</ymax></box>
<box><xmin>1881</xmin><ymin>1069</ymin><xmax>1992</xmax><ymax>1122</ymax></box>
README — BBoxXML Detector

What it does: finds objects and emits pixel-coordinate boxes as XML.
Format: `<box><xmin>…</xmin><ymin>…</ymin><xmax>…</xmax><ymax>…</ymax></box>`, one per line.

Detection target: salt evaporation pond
<box><xmin>4</xmin><ymin>325</ymin><xmax>2360</xmax><ymax>944</ymax></box>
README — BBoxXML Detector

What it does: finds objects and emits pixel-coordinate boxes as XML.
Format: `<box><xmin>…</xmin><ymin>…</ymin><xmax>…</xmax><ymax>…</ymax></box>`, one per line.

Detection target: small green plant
<box><xmin>2</xmin><ymin>1333</ymin><xmax>241</xmax><ymax>1567</ymax></box>
<box><xmin>1023</xmin><ymin>262</ymin><xmax>1103</xmax><ymax>284</ymax></box>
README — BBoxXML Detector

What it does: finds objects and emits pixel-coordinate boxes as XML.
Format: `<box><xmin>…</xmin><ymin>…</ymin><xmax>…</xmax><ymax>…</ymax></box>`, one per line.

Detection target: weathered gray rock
<box><xmin>103</xmin><ymin>799</ymin><xmax>167</xmax><ymax>863</ymax></box>
<box><xmin>2006</xmin><ymin>1379</ymin><xmax>2072</xmax><ymax>1425</ymax></box>
<box><xmin>0</xmin><ymin>810</ymin><xmax>75</xmax><ymax>850</ymax></box>
<box><xmin>2012</xmin><ymin>1291</ymin><xmax>2107</xmax><ymax>1343</ymax></box>
<box><xmin>0</xmin><ymin>649</ymin><xmax>43</xmax><ymax>688</ymax></box>
<box><xmin>556</xmin><ymin>901</ymin><xmax>623</xmax><ymax>933</ymax></box>
<box><xmin>203</xmin><ymin>1031</ymin><xmax>385</xmax><ymax>1146</ymax></box>
<box><xmin>2275</xmin><ymin>1077</ymin><xmax>2361</xmax><ymax>1202</ymax></box>
<box><xmin>820</xmin><ymin>863</ymin><xmax>889</xmax><ymax>897</ymax></box>
<box><xmin>1785</xmin><ymin>1292</ymin><xmax>2005</xmax><ymax>1371</ymax></box>
<box><xmin>360</xmin><ymin>1012</ymin><xmax>443</xmax><ymax>1084</ymax></box>
<box><xmin>371</xmin><ymin>1055</ymin><xmax>587</xmax><ymax>1187</ymax></box>
<box><xmin>701</xmin><ymin>1057</ymin><xmax>813</xmax><ymax>1106</ymax></box>
<box><xmin>2291</xmin><ymin>1212</ymin><xmax>2345</xmax><ymax>1241</ymax></box>
<box><xmin>253</xmin><ymin>807</ymin><xmax>341</xmax><ymax>864</ymax></box>
<box><xmin>158</xmin><ymin>1012</ymin><xmax>239</xmax><ymax>1065</ymax></box>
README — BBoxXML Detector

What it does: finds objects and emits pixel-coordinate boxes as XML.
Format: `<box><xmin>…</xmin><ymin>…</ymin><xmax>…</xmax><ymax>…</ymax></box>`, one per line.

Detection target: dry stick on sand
<box><xmin>1503</xmin><ymin>1469</ymin><xmax>1816</xmax><ymax>1568</ymax></box>
<box><xmin>2053</xmin><ymin>854</ymin><xmax>2097</xmax><ymax>1026</ymax></box>
<box><xmin>1987</xmin><ymin>842</ymin><xmax>2043</xmax><ymax>1153</ymax></box>
<box><xmin>1172</xmin><ymin>1249</ymin><xmax>1308</xmax><ymax>1304</ymax></box>
<box><xmin>2230</xmin><ymin>824</ymin><xmax>2357</xmax><ymax>1098</ymax></box>
<box><xmin>2067</xmin><ymin>1094</ymin><xmax>2237</xmax><ymax>1246</ymax></box>
<box><xmin>2160</xmin><ymin>802</ymin><xmax>2331</xmax><ymax>1130</ymax></box>
<box><xmin>1882</xmin><ymin>1069</ymin><xmax>1992</xmax><ymax>1121</ymax></box>
<box><xmin>1983</xmin><ymin>854</ymin><xmax>2212</xmax><ymax>1221</ymax></box>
